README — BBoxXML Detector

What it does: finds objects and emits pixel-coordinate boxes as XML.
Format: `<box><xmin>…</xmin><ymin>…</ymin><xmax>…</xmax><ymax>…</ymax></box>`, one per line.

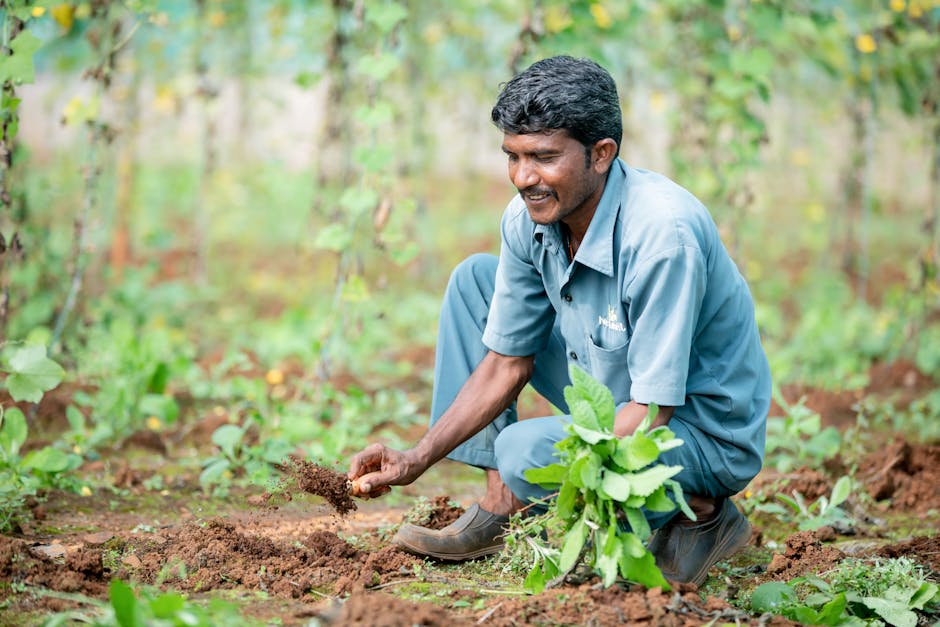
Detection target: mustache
<box><xmin>519</xmin><ymin>186</ymin><xmax>558</xmax><ymax>199</ymax></box>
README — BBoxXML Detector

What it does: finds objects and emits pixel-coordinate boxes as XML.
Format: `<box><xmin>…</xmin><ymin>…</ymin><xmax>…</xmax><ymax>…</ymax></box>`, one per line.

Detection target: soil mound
<box><xmin>859</xmin><ymin>440</ymin><xmax>940</xmax><ymax>513</ymax></box>
<box><xmin>321</xmin><ymin>590</ymin><xmax>467</xmax><ymax>626</ymax></box>
<box><xmin>763</xmin><ymin>529</ymin><xmax>845</xmax><ymax>581</ymax></box>
<box><xmin>120</xmin><ymin>519</ymin><xmax>417</xmax><ymax>597</ymax></box>
<box><xmin>877</xmin><ymin>535</ymin><xmax>940</xmax><ymax>574</ymax></box>
<box><xmin>419</xmin><ymin>495</ymin><xmax>465</xmax><ymax>530</ymax></box>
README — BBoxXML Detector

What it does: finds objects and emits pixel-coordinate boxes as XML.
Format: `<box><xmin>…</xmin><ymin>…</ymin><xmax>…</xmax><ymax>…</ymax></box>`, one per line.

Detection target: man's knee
<box><xmin>447</xmin><ymin>253</ymin><xmax>498</xmax><ymax>299</ymax></box>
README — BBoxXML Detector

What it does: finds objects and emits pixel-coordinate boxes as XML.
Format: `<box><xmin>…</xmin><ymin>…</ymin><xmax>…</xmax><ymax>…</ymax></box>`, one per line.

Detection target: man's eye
<box><xmin>536</xmin><ymin>155</ymin><xmax>555</xmax><ymax>163</ymax></box>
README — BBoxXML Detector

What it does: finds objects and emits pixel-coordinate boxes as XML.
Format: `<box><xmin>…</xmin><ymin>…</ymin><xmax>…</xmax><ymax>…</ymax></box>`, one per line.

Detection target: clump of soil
<box><xmin>119</xmin><ymin>518</ymin><xmax>417</xmax><ymax>597</ymax></box>
<box><xmin>266</xmin><ymin>457</ymin><xmax>357</xmax><ymax>515</ymax></box>
<box><xmin>291</xmin><ymin>459</ymin><xmax>357</xmax><ymax>515</ymax></box>
<box><xmin>762</xmin><ymin>529</ymin><xmax>845</xmax><ymax>581</ymax></box>
<box><xmin>858</xmin><ymin>440</ymin><xmax>940</xmax><ymax>513</ymax></box>
<box><xmin>425</xmin><ymin>496</ymin><xmax>465</xmax><ymax>529</ymax></box>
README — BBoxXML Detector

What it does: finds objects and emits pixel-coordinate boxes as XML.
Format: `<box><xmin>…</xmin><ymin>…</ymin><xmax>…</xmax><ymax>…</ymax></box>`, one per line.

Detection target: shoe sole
<box><xmin>395</xmin><ymin>538</ymin><xmax>504</xmax><ymax>562</ymax></box>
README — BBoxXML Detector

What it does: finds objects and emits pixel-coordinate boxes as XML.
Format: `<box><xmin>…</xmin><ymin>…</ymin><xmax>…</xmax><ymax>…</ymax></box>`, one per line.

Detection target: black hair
<box><xmin>491</xmin><ymin>56</ymin><xmax>622</xmax><ymax>162</ymax></box>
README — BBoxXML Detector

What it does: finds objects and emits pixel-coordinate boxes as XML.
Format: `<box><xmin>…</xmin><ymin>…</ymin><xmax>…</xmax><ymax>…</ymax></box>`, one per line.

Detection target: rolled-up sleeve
<box><xmin>482</xmin><ymin>205</ymin><xmax>555</xmax><ymax>356</ymax></box>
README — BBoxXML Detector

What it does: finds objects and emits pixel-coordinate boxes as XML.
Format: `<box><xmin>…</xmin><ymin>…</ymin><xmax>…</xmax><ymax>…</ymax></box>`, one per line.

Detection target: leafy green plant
<box><xmin>751</xmin><ymin>557</ymin><xmax>939</xmax><ymax>627</ymax></box>
<box><xmin>522</xmin><ymin>365</ymin><xmax>692</xmax><ymax>593</ymax></box>
<box><xmin>199</xmin><ymin>420</ymin><xmax>293</xmax><ymax>496</ymax></box>
<box><xmin>42</xmin><ymin>579</ymin><xmax>258</xmax><ymax>627</ymax></box>
<box><xmin>765</xmin><ymin>389</ymin><xmax>841</xmax><ymax>472</ymax></box>
<box><xmin>0</xmin><ymin>406</ymin><xmax>84</xmax><ymax>532</ymax></box>
<box><xmin>757</xmin><ymin>475</ymin><xmax>854</xmax><ymax>531</ymax></box>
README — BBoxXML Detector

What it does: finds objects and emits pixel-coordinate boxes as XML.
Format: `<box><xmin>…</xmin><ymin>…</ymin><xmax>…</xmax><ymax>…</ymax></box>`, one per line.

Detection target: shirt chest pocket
<box><xmin>586</xmin><ymin>334</ymin><xmax>632</xmax><ymax>403</ymax></box>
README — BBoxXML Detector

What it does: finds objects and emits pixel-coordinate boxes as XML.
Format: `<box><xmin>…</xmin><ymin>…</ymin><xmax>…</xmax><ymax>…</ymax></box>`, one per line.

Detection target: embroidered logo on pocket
<box><xmin>598</xmin><ymin>304</ymin><xmax>627</xmax><ymax>333</ymax></box>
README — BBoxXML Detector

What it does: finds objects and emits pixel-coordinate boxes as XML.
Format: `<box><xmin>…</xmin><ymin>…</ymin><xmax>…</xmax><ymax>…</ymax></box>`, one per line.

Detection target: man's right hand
<box><xmin>347</xmin><ymin>443</ymin><xmax>423</xmax><ymax>499</ymax></box>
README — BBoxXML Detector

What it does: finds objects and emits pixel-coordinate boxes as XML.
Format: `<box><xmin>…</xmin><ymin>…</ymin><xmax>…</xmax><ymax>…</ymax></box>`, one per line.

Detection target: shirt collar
<box><xmin>533</xmin><ymin>158</ymin><xmax>626</xmax><ymax>277</ymax></box>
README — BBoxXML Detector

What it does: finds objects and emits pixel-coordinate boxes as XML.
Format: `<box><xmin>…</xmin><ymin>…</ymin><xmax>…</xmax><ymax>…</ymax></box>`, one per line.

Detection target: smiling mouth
<box><xmin>522</xmin><ymin>188</ymin><xmax>557</xmax><ymax>204</ymax></box>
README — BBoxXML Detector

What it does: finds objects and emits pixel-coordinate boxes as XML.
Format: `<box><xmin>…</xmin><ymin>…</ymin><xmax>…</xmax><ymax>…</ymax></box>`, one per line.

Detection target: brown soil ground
<box><xmin>2</xmin><ymin>363</ymin><xmax>938</xmax><ymax>626</ymax></box>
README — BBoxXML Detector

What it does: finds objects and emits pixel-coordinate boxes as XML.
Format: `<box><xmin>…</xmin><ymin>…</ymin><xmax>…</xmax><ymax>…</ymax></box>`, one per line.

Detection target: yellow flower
<box><xmin>31</xmin><ymin>6</ymin><xmax>46</xmax><ymax>17</ymax></box>
<box><xmin>208</xmin><ymin>10</ymin><xmax>226</xmax><ymax>27</ymax></box>
<box><xmin>544</xmin><ymin>5</ymin><xmax>572</xmax><ymax>33</ymax></box>
<box><xmin>727</xmin><ymin>24</ymin><xmax>743</xmax><ymax>42</ymax></box>
<box><xmin>590</xmin><ymin>3</ymin><xmax>613</xmax><ymax>29</ymax></box>
<box><xmin>146</xmin><ymin>416</ymin><xmax>162</xmax><ymax>431</ymax></box>
<box><xmin>72</xmin><ymin>445</ymin><xmax>82</xmax><ymax>455</ymax></box>
<box><xmin>909</xmin><ymin>1</ymin><xmax>923</xmax><ymax>17</ymax></box>
<box><xmin>80</xmin><ymin>486</ymin><xmax>93</xmax><ymax>497</ymax></box>
<box><xmin>265</xmin><ymin>369</ymin><xmax>285</xmax><ymax>386</ymax></box>
<box><xmin>855</xmin><ymin>33</ymin><xmax>877</xmax><ymax>54</ymax></box>
<box><xmin>51</xmin><ymin>4</ymin><xmax>74</xmax><ymax>30</ymax></box>
<box><xmin>889</xmin><ymin>0</ymin><xmax>906</xmax><ymax>11</ymax></box>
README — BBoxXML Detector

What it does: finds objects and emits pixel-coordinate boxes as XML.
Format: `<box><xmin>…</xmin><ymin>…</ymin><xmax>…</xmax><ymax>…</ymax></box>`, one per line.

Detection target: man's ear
<box><xmin>591</xmin><ymin>138</ymin><xmax>618</xmax><ymax>173</ymax></box>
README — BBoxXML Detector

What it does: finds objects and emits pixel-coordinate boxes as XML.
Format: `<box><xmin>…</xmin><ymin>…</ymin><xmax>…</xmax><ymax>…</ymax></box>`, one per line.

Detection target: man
<box><xmin>347</xmin><ymin>56</ymin><xmax>771</xmax><ymax>586</ymax></box>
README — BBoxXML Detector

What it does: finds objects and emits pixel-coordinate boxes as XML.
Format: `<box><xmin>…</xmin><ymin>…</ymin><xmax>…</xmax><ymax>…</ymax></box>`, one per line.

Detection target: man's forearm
<box><xmin>411</xmin><ymin>351</ymin><xmax>534</xmax><ymax>471</ymax></box>
<box><xmin>614</xmin><ymin>400</ymin><xmax>674</xmax><ymax>437</ymax></box>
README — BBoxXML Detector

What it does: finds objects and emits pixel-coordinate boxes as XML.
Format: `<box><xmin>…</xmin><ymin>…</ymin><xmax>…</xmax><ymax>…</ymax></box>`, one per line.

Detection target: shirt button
<box><xmin>569</xmin><ymin>352</ymin><xmax>578</xmax><ymax>360</ymax></box>
<box><xmin>563</xmin><ymin>294</ymin><xmax>572</xmax><ymax>302</ymax></box>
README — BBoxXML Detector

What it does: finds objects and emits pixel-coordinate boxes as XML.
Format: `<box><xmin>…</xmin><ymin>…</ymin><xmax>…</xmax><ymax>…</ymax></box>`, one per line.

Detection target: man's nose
<box><xmin>511</xmin><ymin>159</ymin><xmax>539</xmax><ymax>189</ymax></box>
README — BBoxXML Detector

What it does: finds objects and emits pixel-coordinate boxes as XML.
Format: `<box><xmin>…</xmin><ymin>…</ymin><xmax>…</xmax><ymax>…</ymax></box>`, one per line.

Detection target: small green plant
<box><xmin>751</xmin><ymin>557</ymin><xmax>939</xmax><ymax>627</ymax></box>
<box><xmin>42</xmin><ymin>579</ymin><xmax>258</xmax><ymax>626</ymax></box>
<box><xmin>765</xmin><ymin>389</ymin><xmax>841</xmax><ymax>472</ymax></box>
<box><xmin>199</xmin><ymin>419</ymin><xmax>293</xmax><ymax>495</ymax></box>
<box><xmin>757</xmin><ymin>475</ymin><xmax>854</xmax><ymax>531</ymax></box>
<box><xmin>0</xmin><ymin>406</ymin><xmax>85</xmax><ymax>532</ymax></box>
<box><xmin>521</xmin><ymin>365</ymin><xmax>692</xmax><ymax>593</ymax></box>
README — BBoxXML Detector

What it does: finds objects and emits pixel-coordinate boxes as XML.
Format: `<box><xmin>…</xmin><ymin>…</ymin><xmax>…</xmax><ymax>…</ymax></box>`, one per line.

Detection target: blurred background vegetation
<box><xmin>0</xmin><ymin>0</ymin><xmax>939</xmax><ymax>497</ymax></box>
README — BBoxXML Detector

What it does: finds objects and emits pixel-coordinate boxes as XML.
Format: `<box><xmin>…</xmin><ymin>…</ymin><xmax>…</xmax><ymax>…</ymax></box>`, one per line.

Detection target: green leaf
<box><xmin>199</xmin><ymin>458</ymin><xmax>230</xmax><ymax>487</ymax></box>
<box><xmin>356</xmin><ymin>52</ymin><xmax>399</xmax><ymax>81</ymax></box>
<box><xmin>644</xmin><ymin>485</ymin><xmax>677</xmax><ymax>513</ymax></box>
<box><xmin>525</xmin><ymin>463</ymin><xmax>567</xmax><ymax>487</ymax></box>
<box><xmin>664</xmin><ymin>480</ymin><xmax>695</xmax><ymax>521</ymax></box>
<box><xmin>365</xmin><ymin>2</ymin><xmax>407</xmax><ymax>33</ymax></box>
<box><xmin>65</xmin><ymin>405</ymin><xmax>85</xmax><ymax>432</ymax></box>
<box><xmin>567</xmin><ymin>365</ymin><xmax>616</xmax><ymax>430</ymax></box>
<box><xmin>621</xmin><ymin>532</ymin><xmax>646</xmax><ymax>558</ymax></box>
<box><xmin>148</xmin><ymin>591</ymin><xmax>186</xmax><ymax>618</ymax></box>
<box><xmin>613</xmin><ymin>431</ymin><xmax>660</xmax><ymax>471</ymax></box>
<box><xmin>624</xmin><ymin>506</ymin><xmax>650</xmax><ymax>540</ymax></box>
<box><xmin>23</xmin><ymin>446</ymin><xmax>70</xmax><ymax>473</ymax></box>
<box><xmin>579</xmin><ymin>453</ymin><xmax>602</xmax><ymax>489</ymax></box>
<box><xmin>0</xmin><ymin>30</ymin><xmax>43</xmax><ymax>84</ymax></box>
<box><xmin>569</xmin><ymin>423</ymin><xmax>613</xmax><ymax>444</ymax></box>
<box><xmin>600</xmin><ymin>470</ymin><xmax>631</xmax><ymax>501</ymax></box>
<box><xmin>596</xmin><ymin>548</ymin><xmax>619</xmax><ymax>588</ymax></box>
<box><xmin>815</xmin><ymin>592</ymin><xmax>848</xmax><ymax>625</ymax></box>
<box><xmin>109</xmin><ymin>579</ymin><xmax>139</xmax><ymax>627</ymax></box>
<box><xmin>524</xmin><ymin>564</ymin><xmax>547</xmax><ymax>594</ymax></box>
<box><xmin>751</xmin><ymin>582</ymin><xmax>797</xmax><ymax>613</ymax></box>
<box><xmin>557</xmin><ymin>481</ymin><xmax>578</xmax><ymax>520</ymax></box>
<box><xmin>339</xmin><ymin>187</ymin><xmax>379</xmax><ymax>215</ymax></box>
<box><xmin>559</xmin><ymin>517</ymin><xmax>587</xmax><ymax>572</ymax></box>
<box><xmin>618</xmin><ymin>550</ymin><xmax>668</xmax><ymax>589</ymax></box>
<box><xmin>0</xmin><ymin>408</ymin><xmax>28</xmax><ymax>457</ymax></box>
<box><xmin>211</xmin><ymin>425</ymin><xmax>244</xmax><ymax>459</ymax></box>
<box><xmin>828</xmin><ymin>475</ymin><xmax>851</xmax><ymax>510</ymax></box>
<box><xmin>569</xmin><ymin>398</ymin><xmax>600</xmax><ymax>431</ymax></box>
<box><xmin>5</xmin><ymin>345</ymin><xmax>65</xmax><ymax>403</ymax></box>
<box><xmin>629</xmin><ymin>464</ymin><xmax>682</xmax><ymax>497</ymax></box>
<box><xmin>313</xmin><ymin>223</ymin><xmax>353</xmax><ymax>252</ymax></box>
<box><xmin>910</xmin><ymin>582</ymin><xmax>938</xmax><ymax>610</ymax></box>
<box><xmin>861</xmin><ymin>597</ymin><xmax>917</xmax><ymax>627</ymax></box>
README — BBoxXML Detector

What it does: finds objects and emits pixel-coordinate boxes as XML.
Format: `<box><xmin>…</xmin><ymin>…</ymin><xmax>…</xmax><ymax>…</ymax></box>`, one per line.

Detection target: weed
<box><xmin>751</xmin><ymin>556</ymin><xmax>939</xmax><ymax>627</ymax></box>
<box><xmin>520</xmin><ymin>365</ymin><xmax>692</xmax><ymax>592</ymax></box>
<box><xmin>757</xmin><ymin>475</ymin><xmax>855</xmax><ymax>531</ymax></box>
<box><xmin>765</xmin><ymin>389</ymin><xmax>841</xmax><ymax>472</ymax></box>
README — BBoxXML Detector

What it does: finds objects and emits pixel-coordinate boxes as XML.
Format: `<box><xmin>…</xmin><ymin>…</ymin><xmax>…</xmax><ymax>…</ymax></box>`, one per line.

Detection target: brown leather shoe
<box><xmin>648</xmin><ymin>497</ymin><xmax>751</xmax><ymax>586</ymax></box>
<box><xmin>393</xmin><ymin>503</ymin><xmax>509</xmax><ymax>561</ymax></box>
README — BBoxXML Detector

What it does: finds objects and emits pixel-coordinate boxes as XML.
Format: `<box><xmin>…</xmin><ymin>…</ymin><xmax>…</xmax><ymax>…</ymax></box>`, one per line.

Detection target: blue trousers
<box><xmin>430</xmin><ymin>254</ymin><xmax>738</xmax><ymax>528</ymax></box>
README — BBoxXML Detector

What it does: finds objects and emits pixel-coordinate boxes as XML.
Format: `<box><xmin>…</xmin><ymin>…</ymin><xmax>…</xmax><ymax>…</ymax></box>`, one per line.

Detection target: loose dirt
<box><xmin>858</xmin><ymin>439</ymin><xmax>940</xmax><ymax>513</ymax></box>
<box><xmin>274</xmin><ymin>458</ymin><xmax>357</xmax><ymax>516</ymax></box>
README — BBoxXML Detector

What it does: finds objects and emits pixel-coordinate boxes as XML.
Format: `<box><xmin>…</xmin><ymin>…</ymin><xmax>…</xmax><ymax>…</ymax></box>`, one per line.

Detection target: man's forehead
<box><xmin>501</xmin><ymin>129</ymin><xmax>573</xmax><ymax>150</ymax></box>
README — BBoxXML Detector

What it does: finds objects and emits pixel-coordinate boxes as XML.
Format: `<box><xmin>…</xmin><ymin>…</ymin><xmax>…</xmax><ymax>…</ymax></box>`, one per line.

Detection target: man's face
<box><xmin>501</xmin><ymin>130</ymin><xmax>608</xmax><ymax>227</ymax></box>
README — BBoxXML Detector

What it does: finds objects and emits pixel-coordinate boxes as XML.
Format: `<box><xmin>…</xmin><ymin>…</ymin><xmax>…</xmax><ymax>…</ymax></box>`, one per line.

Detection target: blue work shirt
<box><xmin>482</xmin><ymin>158</ymin><xmax>771</xmax><ymax>478</ymax></box>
